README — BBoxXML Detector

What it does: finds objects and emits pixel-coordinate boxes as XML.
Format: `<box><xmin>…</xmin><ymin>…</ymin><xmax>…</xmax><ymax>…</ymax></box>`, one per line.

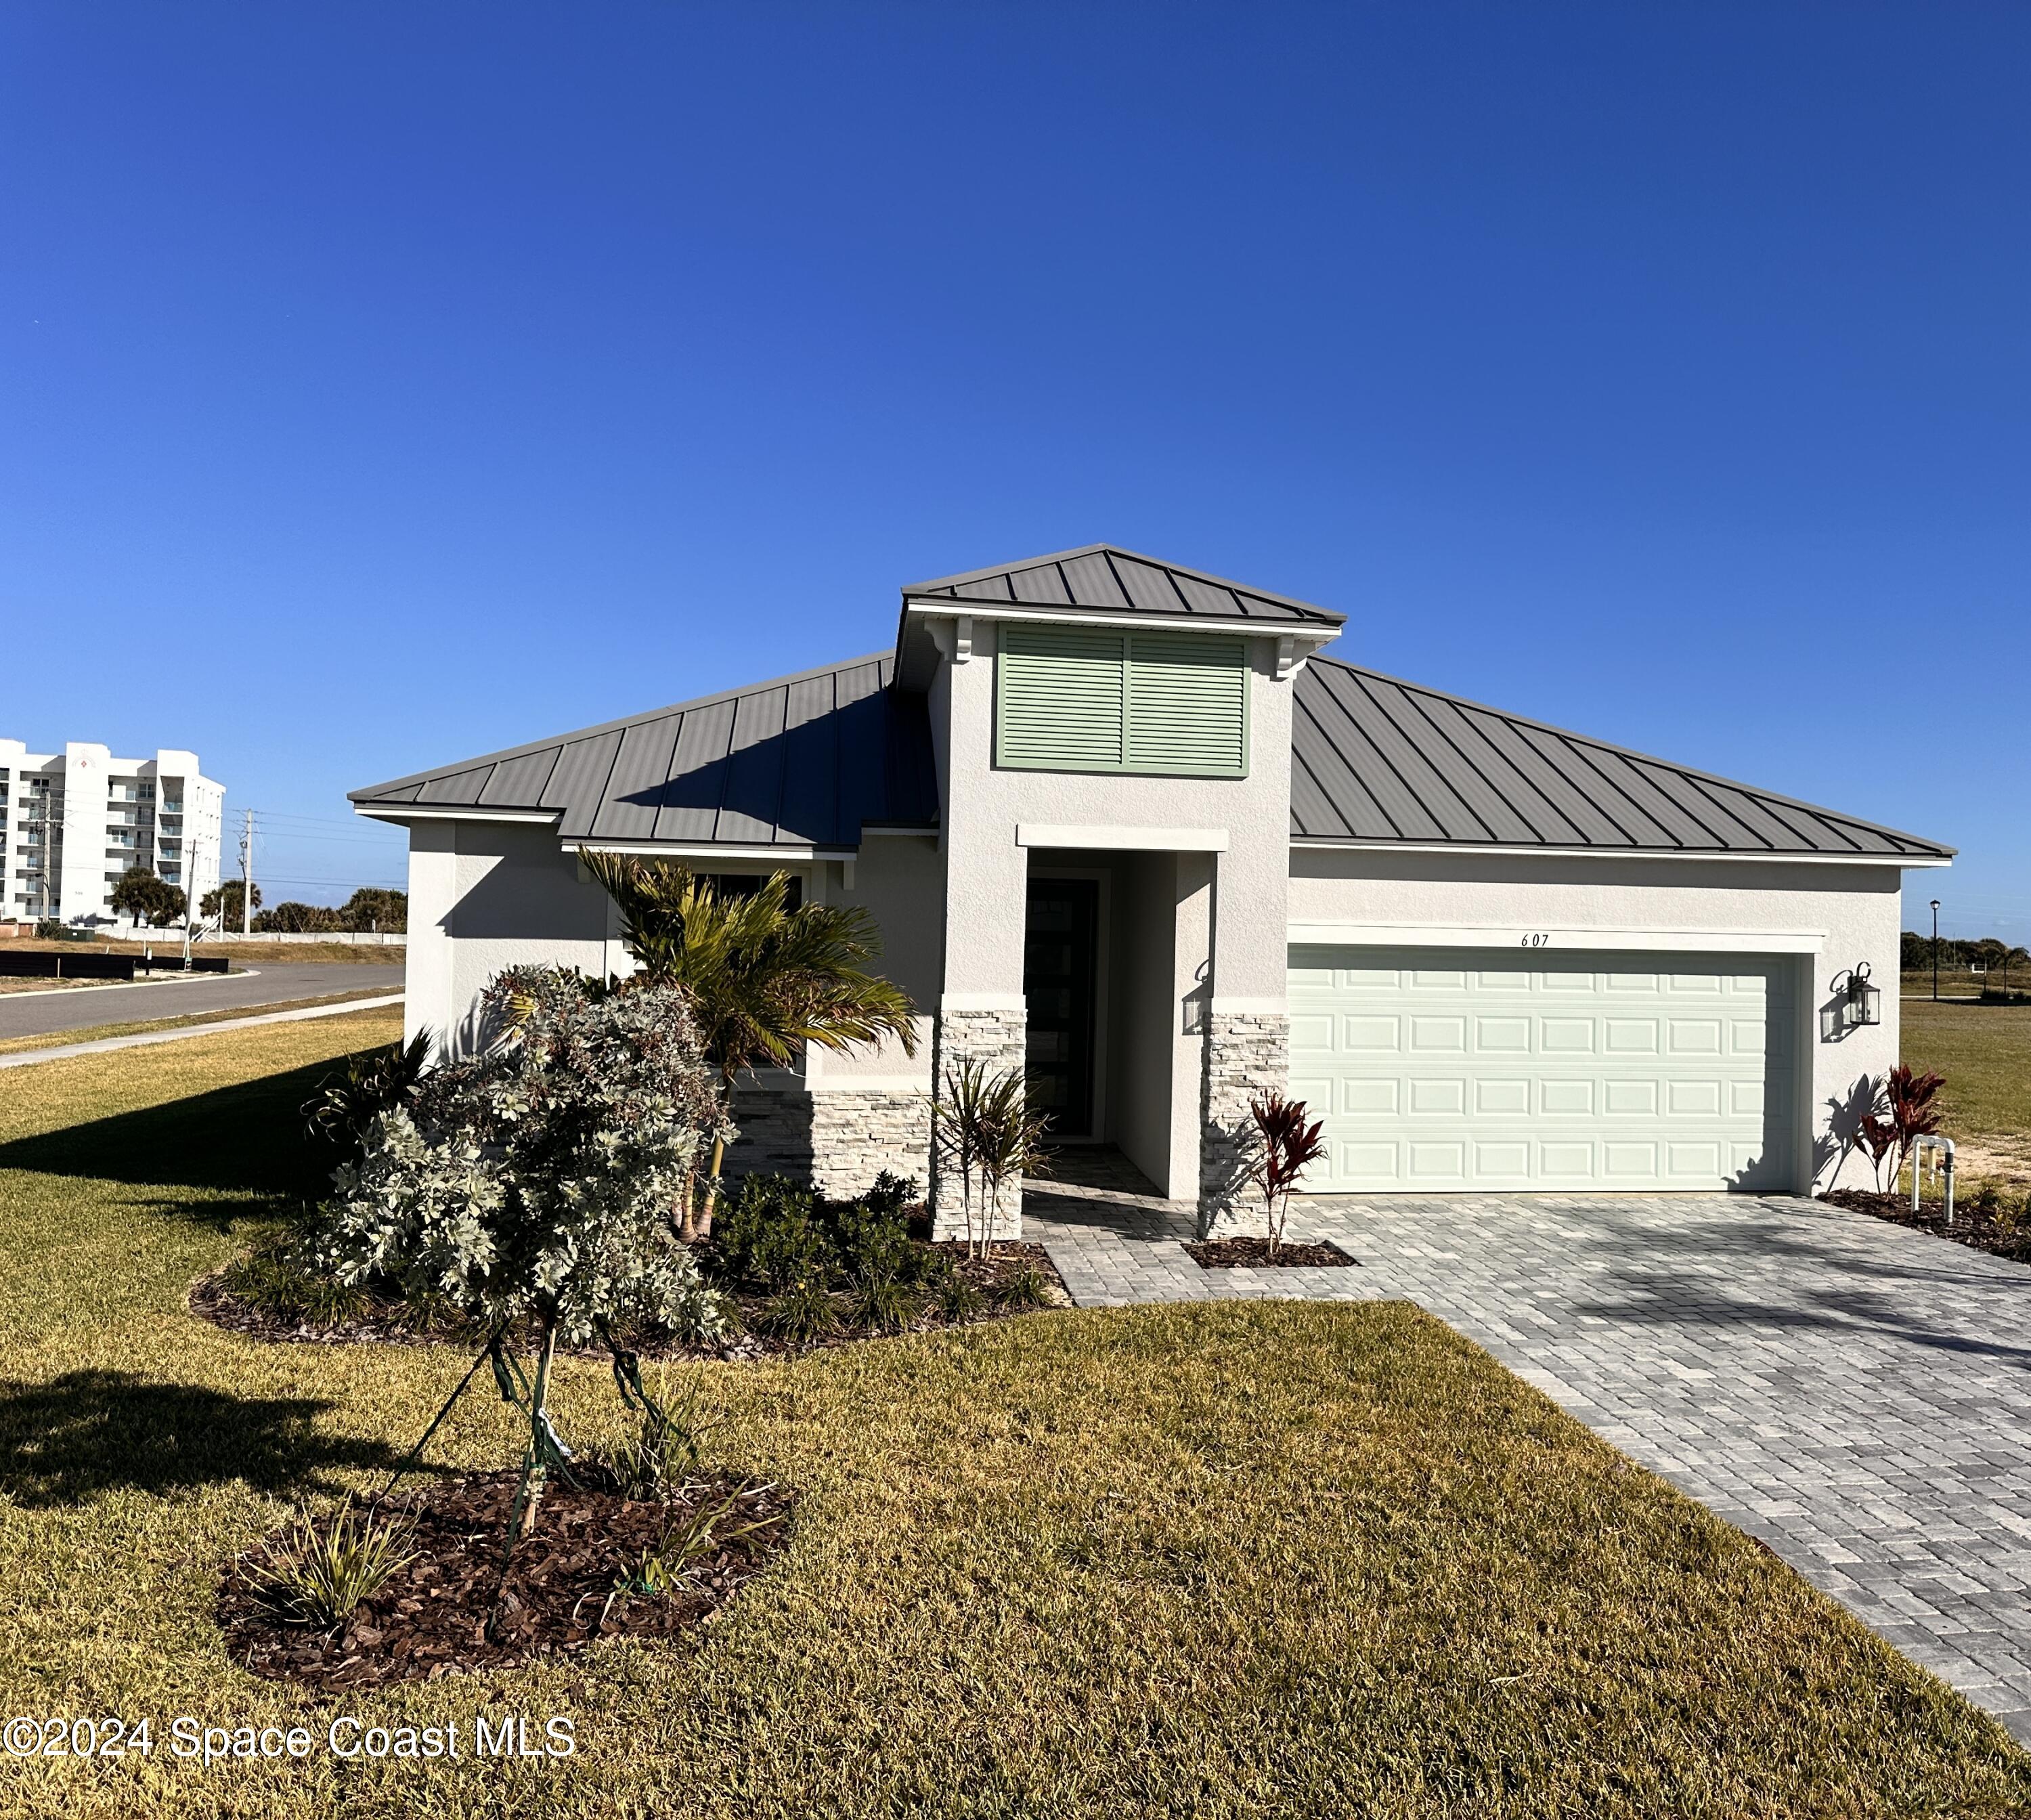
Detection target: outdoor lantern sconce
<box><xmin>1843</xmin><ymin>962</ymin><xmax>1882</xmax><ymax>1031</ymax></box>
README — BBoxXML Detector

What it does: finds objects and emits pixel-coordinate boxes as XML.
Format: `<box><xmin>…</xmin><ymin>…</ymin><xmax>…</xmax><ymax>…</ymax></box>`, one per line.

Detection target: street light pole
<box><xmin>1931</xmin><ymin>899</ymin><xmax>1942</xmax><ymax>1003</ymax></box>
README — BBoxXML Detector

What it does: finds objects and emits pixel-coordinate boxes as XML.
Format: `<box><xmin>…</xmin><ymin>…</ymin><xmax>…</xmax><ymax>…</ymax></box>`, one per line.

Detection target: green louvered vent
<box><xmin>1125</xmin><ymin>632</ymin><xmax>1249</xmax><ymax>773</ymax></box>
<box><xmin>995</xmin><ymin>624</ymin><xmax>1249</xmax><ymax>777</ymax></box>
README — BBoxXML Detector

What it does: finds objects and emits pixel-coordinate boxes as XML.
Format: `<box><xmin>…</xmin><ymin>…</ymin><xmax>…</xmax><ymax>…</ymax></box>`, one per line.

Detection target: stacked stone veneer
<box><xmin>724</xmin><ymin>1082</ymin><xmax>814</xmax><ymax>1182</ymax></box>
<box><xmin>1198</xmin><ymin>1010</ymin><xmax>1290</xmax><ymax>1239</ymax></box>
<box><xmin>930</xmin><ymin>1004</ymin><xmax>1029</xmax><ymax>1241</ymax></box>
<box><xmin>810</xmin><ymin>1089</ymin><xmax>932</xmax><ymax>1201</ymax></box>
<box><xmin>724</xmin><ymin>1081</ymin><xmax>931</xmax><ymax>1202</ymax></box>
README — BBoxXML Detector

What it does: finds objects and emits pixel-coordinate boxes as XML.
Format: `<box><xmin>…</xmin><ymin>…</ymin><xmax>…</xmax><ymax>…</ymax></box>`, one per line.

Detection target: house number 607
<box><xmin>1519</xmin><ymin>932</ymin><xmax>1550</xmax><ymax>948</ymax></box>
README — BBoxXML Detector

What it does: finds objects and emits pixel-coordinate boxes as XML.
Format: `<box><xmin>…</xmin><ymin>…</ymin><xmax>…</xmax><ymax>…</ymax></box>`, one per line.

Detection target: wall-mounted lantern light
<box><xmin>1844</xmin><ymin>961</ymin><xmax>1882</xmax><ymax>1030</ymax></box>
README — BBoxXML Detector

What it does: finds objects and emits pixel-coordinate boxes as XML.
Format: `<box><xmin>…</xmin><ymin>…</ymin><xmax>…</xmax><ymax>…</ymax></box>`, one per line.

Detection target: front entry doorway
<box><xmin>1024</xmin><ymin>877</ymin><xmax>1099</xmax><ymax>1140</ymax></box>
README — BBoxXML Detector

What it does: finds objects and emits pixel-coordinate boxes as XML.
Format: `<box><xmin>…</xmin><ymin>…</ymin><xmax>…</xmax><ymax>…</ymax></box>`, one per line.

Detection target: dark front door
<box><xmin>1024</xmin><ymin>877</ymin><xmax>1099</xmax><ymax>1140</ymax></box>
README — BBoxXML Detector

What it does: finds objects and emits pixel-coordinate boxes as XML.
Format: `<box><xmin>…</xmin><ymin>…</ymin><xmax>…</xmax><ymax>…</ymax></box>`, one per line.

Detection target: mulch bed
<box><xmin>1183</xmin><ymin>1236</ymin><xmax>1357</xmax><ymax>1270</ymax></box>
<box><xmin>1822</xmin><ymin>1188</ymin><xmax>2031</xmax><ymax>1263</ymax></box>
<box><xmin>190</xmin><ymin>1241</ymin><xmax>1070</xmax><ymax>1362</ymax></box>
<box><xmin>219</xmin><ymin>1469</ymin><xmax>792</xmax><ymax>1689</ymax></box>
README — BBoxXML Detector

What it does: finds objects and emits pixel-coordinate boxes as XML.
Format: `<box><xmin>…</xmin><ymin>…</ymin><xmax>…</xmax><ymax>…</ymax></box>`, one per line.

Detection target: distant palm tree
<box><xmin>583</xmin><ymin>854</ymin><xmax>919</xmax><ymax>1235</ymax></box>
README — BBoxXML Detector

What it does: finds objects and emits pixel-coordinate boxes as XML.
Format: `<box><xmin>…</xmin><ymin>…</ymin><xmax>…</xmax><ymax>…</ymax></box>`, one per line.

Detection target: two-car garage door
<box><xmin>1288</xmin><ymin>946</ymin><xmax>1797</xmax><ymax>1194</ymax></box>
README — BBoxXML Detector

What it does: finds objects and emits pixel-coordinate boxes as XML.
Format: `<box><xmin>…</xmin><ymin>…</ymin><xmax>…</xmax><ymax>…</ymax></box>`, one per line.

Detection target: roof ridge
<box><xmin>1307</xmin><ymin>652</ymin><xmax>1953</xmax><ymax>857</ymax></box>
<box><xmin>349</xmin><ymin>650</ymin><xmax>896</xmax><ymax>803</ymax></box>
<box><xmin>902</xmin><ymin>543</ymin><xmax>1344</xmax><ymax>623</ymax></box>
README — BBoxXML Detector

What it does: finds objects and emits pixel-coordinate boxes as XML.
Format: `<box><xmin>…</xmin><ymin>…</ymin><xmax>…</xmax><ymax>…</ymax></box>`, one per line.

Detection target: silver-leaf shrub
<box><xmin>319</xmin><ymin>966</ymin><xmax>735</xmax><ymax>1349</ymax></box>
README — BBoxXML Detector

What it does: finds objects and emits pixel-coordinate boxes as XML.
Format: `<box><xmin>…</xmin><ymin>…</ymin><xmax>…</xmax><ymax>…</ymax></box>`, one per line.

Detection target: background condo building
<box><xmin>0</xmin><ymin>740</ymin><xmax>225</xmax><ymax>926</ymax></box>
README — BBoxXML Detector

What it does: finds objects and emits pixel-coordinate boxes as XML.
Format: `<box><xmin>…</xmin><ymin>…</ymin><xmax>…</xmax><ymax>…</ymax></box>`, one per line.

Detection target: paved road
<box><xmin>0</xmin><ymin>961</ymin><xmax>403</xmax><ymax>1041</ymax></box>
<box><xmin>1030</xmin><ymin>1176</ymin><xmax>2031</xmax><ymax>1742</ymax></box>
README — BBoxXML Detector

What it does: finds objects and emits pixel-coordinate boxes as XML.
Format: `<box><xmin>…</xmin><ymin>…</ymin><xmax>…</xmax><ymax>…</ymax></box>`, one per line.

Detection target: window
<box><xmin>703</xmin><ymin>873</ymin><xmax>802</xmax><ymax>909</ymax></box>
<box><xmin>994</xmin><ymin>622</ymin><xmax>1249</xmax><ymax>777</ymax></box>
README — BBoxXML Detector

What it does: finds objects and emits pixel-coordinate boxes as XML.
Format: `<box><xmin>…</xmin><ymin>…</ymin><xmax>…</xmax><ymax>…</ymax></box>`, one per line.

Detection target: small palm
<box><xmin>585</xmin><ymin>855</ymin><xmax>920</xmax><ymax>1230</ymax></box>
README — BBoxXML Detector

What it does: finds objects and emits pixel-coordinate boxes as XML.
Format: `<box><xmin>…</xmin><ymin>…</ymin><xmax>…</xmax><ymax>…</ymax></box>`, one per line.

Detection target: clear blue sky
<box><xmin>3</xmin><ymin>4</ymin><xmax>2024</xmax><ymax>933</ymax></box>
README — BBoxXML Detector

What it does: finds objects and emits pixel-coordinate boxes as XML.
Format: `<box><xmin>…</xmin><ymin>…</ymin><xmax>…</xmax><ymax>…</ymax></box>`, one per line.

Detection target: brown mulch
<box><xmin>1822</xmin><ymin>1188</ymin><xmax>2031</xmax><ymax>1263</ymax></box>
<box><xmin>189</xmin><ymin>1242</ymin><xmax>1070</xmax><ymax>1362</ymax></box>
<box><xmin>1183</xmin><ymin>1236</ymin><xmax>1357</xmax><ymax>1270</ymax></box>
<box><xmin>219</xmin><ymin>1470</ymin><xmax>792</xmax><ymax>1689</ymax></box>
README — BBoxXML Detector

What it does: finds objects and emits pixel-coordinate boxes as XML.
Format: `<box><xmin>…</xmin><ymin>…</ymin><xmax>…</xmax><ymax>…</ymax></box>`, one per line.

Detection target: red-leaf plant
<box><xmin>1854</xmin><ymin>1064</ymin><xmax>1946</xmax><ymax>1194</ymax></box>
<box><xmin>1246</xmin><ymin>1093</ymin><xmax>1328</xmax><ymax>1260</ymax></box>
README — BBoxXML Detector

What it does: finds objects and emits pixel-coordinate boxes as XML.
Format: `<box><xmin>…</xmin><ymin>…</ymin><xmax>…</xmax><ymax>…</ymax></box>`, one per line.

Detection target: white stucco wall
<box><xmin>1288</xmin><ymin>848</ymin><xmax>1913</xmax><ymax>1193</ymax></box>
<box><xmin>930</xmin><ymin>624</ymin><xmax>1296</xmax><ymax>1005</ymax></box>
<box><xmin>809</xmin><ymin>833</ymin><xmax>943</xmax><ymax>1089</ymax></box>
<box><xmin>402</xmin><ymin>821</ymin><xmax>617</xmax><ymax>1058</ymax></box>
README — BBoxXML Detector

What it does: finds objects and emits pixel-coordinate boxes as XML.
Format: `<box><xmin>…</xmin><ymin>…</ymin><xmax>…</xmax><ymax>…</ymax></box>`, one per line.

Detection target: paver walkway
<box><xmin>1027</xmin><ymin>1164</ymin><xmax>2031</xmax><ymax>1741</ymax></box>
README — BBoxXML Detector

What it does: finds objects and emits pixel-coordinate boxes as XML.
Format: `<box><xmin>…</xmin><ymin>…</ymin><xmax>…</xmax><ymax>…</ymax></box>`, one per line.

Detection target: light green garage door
<box><xmin>1288</xmin><ymin>946</ymin><xmax>1797</xmax><ymax>1193</ymax></box>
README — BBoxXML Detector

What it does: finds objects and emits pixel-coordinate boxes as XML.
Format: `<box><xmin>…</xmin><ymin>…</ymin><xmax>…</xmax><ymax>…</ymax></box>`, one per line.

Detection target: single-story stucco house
<box><xmin>352</xmin><ymin>545</ymin><xmax>1950</xmax><ymax>1236</ymax></box>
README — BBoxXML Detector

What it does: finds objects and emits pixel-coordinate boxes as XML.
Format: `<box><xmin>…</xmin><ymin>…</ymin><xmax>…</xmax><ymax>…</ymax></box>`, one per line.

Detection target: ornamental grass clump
<box><xmin>318</xmin><ymin>966</ymin><xmax>734</xmax><ymax>1580</ymax></box>
<box><xmin>246</xmin><ymin>1504</ymin><xmax>417</xmax><ymax>1630</ymax></box>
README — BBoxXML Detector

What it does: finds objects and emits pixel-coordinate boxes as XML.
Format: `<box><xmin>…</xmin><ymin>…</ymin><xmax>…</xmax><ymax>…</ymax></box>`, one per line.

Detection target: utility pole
<box><xmin>1931</xmin><ymin>898</ymin><xmax>1942</xmax><ymax>1003</ymax></box>
<box><xmin>240</xmin><ymin>808</ymin><xmax>255</xmax><ymax>937</ymax></box>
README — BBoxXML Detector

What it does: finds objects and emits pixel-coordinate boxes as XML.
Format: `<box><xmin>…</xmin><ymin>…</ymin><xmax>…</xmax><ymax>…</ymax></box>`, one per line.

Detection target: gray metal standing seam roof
<box><xmin>352</xmin><ymin>550</ymin><xmax>1948</xmax><ymax>863</ymax></box>
<box><xmin>1291</xmin><ymin>655</ymin><xmax>1952</xmax><ymax>859</ymax></box>
<box><xmin>350</xmin><ymin>653</ymin><xmax>938</xmax><ymax>849</ymax></box>
<box><xmin>904</xmin><ymin>544</ymin><xmax>1345</xmax><ymax>627</ymax></box>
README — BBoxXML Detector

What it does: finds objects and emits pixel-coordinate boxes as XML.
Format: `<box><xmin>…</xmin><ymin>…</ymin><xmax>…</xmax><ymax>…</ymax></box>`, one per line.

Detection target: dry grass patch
<box><xmin>0</xmin><ymin>992</ymin><xmax>400</xmax><ymax>1059</ymax></box>
<box><xmin>0</xmin><ymin>1014</ymin><xmax>2026</xmax><ymax>1817</ymax></box>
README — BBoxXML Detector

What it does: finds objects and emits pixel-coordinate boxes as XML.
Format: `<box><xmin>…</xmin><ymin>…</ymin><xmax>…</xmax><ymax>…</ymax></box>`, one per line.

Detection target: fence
<box><xmin>0</xmin><ymin>951</ymin><xmax>232</xmax><ymax>980</ymax></box>
<box><xmin>143</xmin><ymin>930</ymin><xmax>408</xmax><ymax>946</ymax></box>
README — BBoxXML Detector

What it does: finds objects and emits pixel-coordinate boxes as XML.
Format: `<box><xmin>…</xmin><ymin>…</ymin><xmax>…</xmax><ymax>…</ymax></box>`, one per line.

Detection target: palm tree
<box><xmin>583</xmin><ymin>854</ymin><xmax>919</xmax><ymax>1235</ymax></box>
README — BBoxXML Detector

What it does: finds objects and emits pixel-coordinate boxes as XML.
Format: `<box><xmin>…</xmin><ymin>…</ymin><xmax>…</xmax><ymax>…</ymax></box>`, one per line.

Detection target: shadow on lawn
<box><xmin>0</xmin><ymin>1054</ymin><xmax>358</xmax><ymax>1199</ymax></box>
<box><xmin>0</xmin><ymin>1369</ymin><xmax>410</xmax><ymax>1507</ymax></box>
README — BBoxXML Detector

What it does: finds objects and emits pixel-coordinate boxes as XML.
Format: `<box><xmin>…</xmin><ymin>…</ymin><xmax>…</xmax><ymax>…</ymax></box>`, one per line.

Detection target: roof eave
<box><xmin>900</xmin><ymin>594</ymin><xmax>1345</xmax><ymax>632</ymax></box>
<box><xmin>1288</xmin><ymin>836</ymin><xmax>1954</xmax><ymax>865</ymax></box>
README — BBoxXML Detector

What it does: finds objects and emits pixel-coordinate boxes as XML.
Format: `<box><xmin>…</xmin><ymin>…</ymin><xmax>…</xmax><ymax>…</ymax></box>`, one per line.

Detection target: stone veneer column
<box><xmin>930</xmin><ymin>1003</ymin><xmax>1029</xmax><ymax>1241</ymax></box>
<box><xmin>1197</xmin><ymin>1010</ymin><xmax>1290</xmax><ymax>1239</ymax></box>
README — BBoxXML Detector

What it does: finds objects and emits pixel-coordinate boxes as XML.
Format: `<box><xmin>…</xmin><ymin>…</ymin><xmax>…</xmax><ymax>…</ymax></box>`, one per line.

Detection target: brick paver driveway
<box><xmin>1028</xmin><ymin>1179</ymin><xmax>2031</xmax><ymax>1740</ymax></box>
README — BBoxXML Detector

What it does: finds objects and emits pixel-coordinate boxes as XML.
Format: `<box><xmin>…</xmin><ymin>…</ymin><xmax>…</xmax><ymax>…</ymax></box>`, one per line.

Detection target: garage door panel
<box><xmin>1540</xmin><ymin>1141</ymin><xmax>1594</xmax><ymax>1176</ymax></box>
<box><xmin>1475</xmin><ymin>1016</ymin><xmax>1532</xmax><ymax>1052</ymax></box>
<box><xmin>1409</xmin><ymin>1016</ymin><xmax>1466</xmax><ymax>1052</ymax></box>
<box><xmin>1541</xmin><ymin>1018</ymin><xmax>1596</xmax><ymax>1054</ymax></box>
<box><xmin>1604</xmin><ymin>1019</ymin><xmax>1660</xmax><ymax>1054</ymax></box>
<box><xmin>1603</xmin><ymin>1079</ymin><xmax>1657</xmax><ymax>1115</ymax></box>
<box><xmin>1289</xmin><ymin>946</ymin><xmax>1796</xmax><ymax>1194</ymax></box>
<box><xmin>1668</xmin><ymin>1079</ymin><xmax>1723</xmax><ymax>1117</ymax></box>
<box><xmin>1342</xmin><ymin>1014</ymin><xmax>1400</xmax><ymax>1052</ymax></box>
<box><xmin>1407</xmin><ymin>1077</ymin><xmax>1467</xmax><ymax>1115</ymax></box>
<box><xmin>1540</xmin><ymin>1079</ymin><xmax>1595</xmax><ymax>1114</ymax></box>
<box><xmin>1475</xmin><ymin>1078</ymin><xmax>1531</xmax><ymax>1115</ymax></box>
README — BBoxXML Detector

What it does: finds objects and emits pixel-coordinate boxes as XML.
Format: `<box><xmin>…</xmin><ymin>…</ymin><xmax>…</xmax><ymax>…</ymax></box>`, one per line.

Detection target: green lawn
<box><xmin>1902</xmin><ymin>997</ymin><xmax>2031</xmax><ymax>1145</ymax></box>
<box><xmin>1</xmin><ymin>1016</ymin><xmax>2026</xmax><ymax>1817</ymax></box>
<box><xmin>0</xmin><ymin>989</ymin><xmax>402</xmax><ymax>1058</ymax></box>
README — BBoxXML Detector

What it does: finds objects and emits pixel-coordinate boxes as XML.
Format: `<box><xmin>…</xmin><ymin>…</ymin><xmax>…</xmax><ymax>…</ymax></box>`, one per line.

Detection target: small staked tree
<box><xmin>1245</xmin><ymin>1093</ymin><xmax>1328</xmax><ymax>1259</ymax></box>
<box><xmin>110</xmin><ymin>865</ymin><xmax>187</xmax><ymax>928</ymax></box>
<box><xmin>584</xmin><ymin>855</ymin><xmax>919</xmax><ymax>1236</ymax></box>
<box><xmin>931</xmin><ymin>1060</ymin><xmax>1051</xmax><ymax>1260</ymax></box>
<box><xmin>319</xmin><ymin>967</ymin><xmax>732</xmax><ymax>1570</ymax></box>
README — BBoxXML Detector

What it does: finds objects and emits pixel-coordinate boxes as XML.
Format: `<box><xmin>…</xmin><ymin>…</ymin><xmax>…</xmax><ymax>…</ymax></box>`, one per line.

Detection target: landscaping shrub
<box><xmin>844</xmin><ymin>1274</ymin><xmax>921</xmax><ymax>1335</ymax></box>
<box><xmin>301</xmin><ymin>1028</ymin><xmax>433</xmax><ymax>1169</ymax></box>
<box><xmin>758</xmin><ymin>1277</ymin><xmax>842</xmax><ymax>1341</ymax></box>
<box><xmin>993</xmin><ymin>1258</ymin><xmax>1054</xmax><ymax>1312</ymax></box>
<box><xmin>219</xmin><ymin>1235</ymin><xmax>370</xmax><ymax>1325</ymax></box>
<box><xmin>244</xmin><ymin>1504</ymin><xmax>418</xmax><ymax>1629</ymax></box>
<box><xmin>715</xmin><ymin>1175</ymin><xmax>831</xmax><ymax>1291</ymax></box>
<box><xmin>318</xmin><ymin>965</ymin><xmax>734</xmax><ymax>1546</ymax></box>
<box><xmin>716</xmin><ymin>1170</ymin><xmax>927</xmax><ymax>1296</ymax></box>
